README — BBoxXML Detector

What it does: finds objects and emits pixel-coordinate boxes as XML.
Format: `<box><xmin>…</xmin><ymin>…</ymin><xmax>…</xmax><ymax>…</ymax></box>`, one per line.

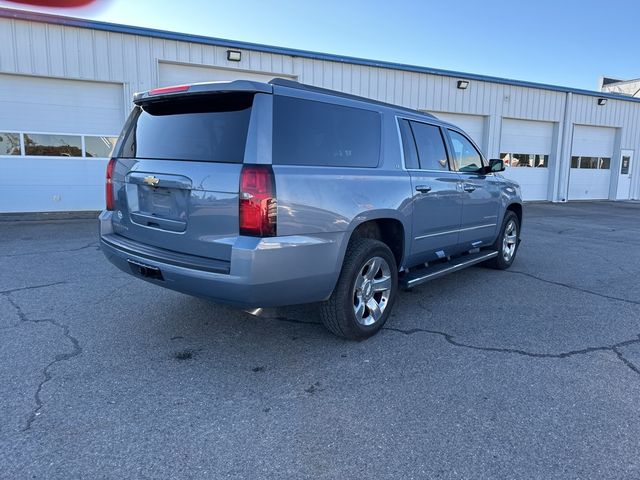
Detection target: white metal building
<box><xmin>1</xmin><ymin>7</ymin><xmax>639</xmax><ymax>213</ymax></box>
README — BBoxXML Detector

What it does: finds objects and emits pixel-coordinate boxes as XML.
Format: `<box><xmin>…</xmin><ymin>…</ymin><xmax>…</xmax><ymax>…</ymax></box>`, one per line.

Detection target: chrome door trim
<box><xmin>414</xmin><ymin>223</ymin><xmax>497</xmax><ymax>240</ymax></box>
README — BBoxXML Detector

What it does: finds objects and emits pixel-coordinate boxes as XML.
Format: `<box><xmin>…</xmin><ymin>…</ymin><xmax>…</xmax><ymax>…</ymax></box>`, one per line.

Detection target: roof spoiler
<box><xmin>133</xmin><ymin>80</ymin><xmax>273</xmax><ymax>104</ymax></box>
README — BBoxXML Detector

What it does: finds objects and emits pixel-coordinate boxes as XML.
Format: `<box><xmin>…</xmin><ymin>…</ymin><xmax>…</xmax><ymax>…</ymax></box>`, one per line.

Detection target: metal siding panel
<box><xmin>214</xmin><ymin>46</ymin><xmax>227</xmax><ymax>65</ymax></box>
<box><xmin>157</xmin><ymin>62</ymin><xmax>289</xmax><ymax>85</ymax></box>
<box><xmin>377</xmin><ymin>68</ymin><xmax>387</xmax><ymax>103</ymax></box>
<box><xmin>202</xmin><ymin>44</ymin><xmax>215</xmax><ymax>65</ymax></box>
<box><xmin>140</xmin><ymin>36</ymin><xmax>156</xmax><ymax>91</ymax></box>
<box><xmin>247</xmin><ymin>49</ymin><xmax>260</xmax><ymax>71</ymax></box>
<box><xmin>45</xmin><ymin>24</ymin><xmax>65</xmax><ymax>77</ymax></box>
<box><xmin>121</xmin><ymin>35</ymin><xmax>138</xmax><ymax>90</ymax></box>
<box><xmin>332</xmin><ymin>62</ymin><xmax>342</xmax><ymax>91</ymax></box>
<box><xmin>62</xmin><ymin>27</ymin><xmax>80</xmax><ymax>77</ymax></box>
<box><xmin>107</xmin><ymin>32</ymin><xmax>124</xmax><ymax>81</ymax></box>
<box><xmin>30</xmin><ymin>22</ymin><xmax>48</xmax><ymax>75</ymax></box>
<box><xmin>311</xmin><ymin>60</ymin><xmax>326</xmax><ymax>87</ymax></box>
<box><xmin>189</xmin><ymin>42</ymin><xmax>203</xmax><ymax>64</ymax></box>
<box><xmin>94</xmin><ymin>29</ymin><xmax>111</xmax><ymax>80</ymax></box>
<box><xmin>394</xmin><ymin>70</ymin><xmax>403</xmax><ymax>105</ymax></box>
<box><xmin>163</xmin><ymin>39</ymin><xmax>178</xmax><ymax>62</ymax></box>
<box><xmin>0</xmin><ymin>18</ymin><xmax>17</xmax><ymax>71</ymax></box>
<box><xmin>368</xmin><ymin>67</ymin><xmax>378</xmax><ymax>100</ymax></box>
<box><xmin>176</xmin><ymin>41</ymin><xmax>189</xmax><ymax>62</ymax></box>
<box><xmin>402</xmin><ymin>71</ymin><xmax>412</xmax><ymax>107</ymax></box>
<box><xmin>77</xmin><ymin>28</ymin><xmax>94</xmax><ymax>78</ymax></box>
<box><xmin>342</xmin><ymin>63</ymin><xmax>351</xmax><ymax>92</ymax></box>
<box><xmin>350</xmin><ymin>64</ymin><xmax>360</xmax><ymax>95</ymax></box>
<box><xmin>269</xmin><ymin>53</ymin><xmax>281</xmax><ymax>76</ymax></box>
<box><xmin>14</xmin><ymin>20</ymin><xmax>32</xmax><ymax>73</ymax></box>
<box><xmin>281</xmin><ymin>54</ymin><xmax>293</xmax><ymax>75</ymax></box>
<box><xmin>409</xmin><ymin>73</ymin><xmax>419</xmax><ymax>108</ymax></box>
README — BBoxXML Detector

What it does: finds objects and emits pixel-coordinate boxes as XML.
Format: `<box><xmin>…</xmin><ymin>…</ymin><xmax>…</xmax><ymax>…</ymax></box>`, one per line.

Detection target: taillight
<box><xmin>106</xmin><ymin>157</ymin><xmax>117</xmax><ymax>211</ymax></box>
<box><xmin>239</xmin><ymin>165</ymin><xmax>277</xmax><ymax>237</ymax></box>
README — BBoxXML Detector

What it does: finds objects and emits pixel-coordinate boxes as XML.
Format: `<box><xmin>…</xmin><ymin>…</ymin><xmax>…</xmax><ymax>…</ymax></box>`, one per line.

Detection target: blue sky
<box><xmin>1</xmin><ymin>0</ymin><xmax>637</xmax><ymax>90</ymax></box>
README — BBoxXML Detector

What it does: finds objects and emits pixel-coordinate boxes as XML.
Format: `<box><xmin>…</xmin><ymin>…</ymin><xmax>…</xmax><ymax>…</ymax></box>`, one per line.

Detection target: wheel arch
<box><xmin>335</xmin><ymin>210</ymin><xmax>409</xmax><ymax>273</ymax></box>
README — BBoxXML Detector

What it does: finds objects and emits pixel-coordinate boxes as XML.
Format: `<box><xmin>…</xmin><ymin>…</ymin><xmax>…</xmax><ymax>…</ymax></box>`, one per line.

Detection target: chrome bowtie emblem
<box><xmin>143</xmin><ymin>175</ymin><xmax>160</xmax><ymax>186</ymax></box>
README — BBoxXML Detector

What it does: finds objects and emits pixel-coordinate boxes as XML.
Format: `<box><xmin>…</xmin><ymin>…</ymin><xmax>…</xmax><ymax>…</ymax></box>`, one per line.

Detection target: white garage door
<box><xmin>0</xmin><ymin>74</ymin><xmax>124</xmax><ymax>212</ymax></box>
<box><xmin>431</xmin><ymin>112</ymin><xmax>486</xmax><ymax>152</ymax></box>
<box><xmin>158</xmin><ymin>62</ymin><xmax>295</xmax><ymax>87</ymax></box>
<box><xmin>568</xmin><ymin>125</ymin><xmax>616</xmax><ymax>200</ymax></box>
<box><xmin>499</xmin><ymin>119</ymin><xmax>554</xmax><ymax>201</ymax></box>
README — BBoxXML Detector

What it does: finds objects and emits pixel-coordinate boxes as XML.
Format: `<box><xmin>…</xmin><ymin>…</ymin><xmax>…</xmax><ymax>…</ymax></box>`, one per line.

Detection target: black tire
<box><xmin>320</xmin><ymin>238</ymin><xmax>398</xmax><ymax>340</ymax></box>
<box><xmin>484</xmin><ymin>210</ymin><xmax>520</xmax><ymax>269</ymax></box>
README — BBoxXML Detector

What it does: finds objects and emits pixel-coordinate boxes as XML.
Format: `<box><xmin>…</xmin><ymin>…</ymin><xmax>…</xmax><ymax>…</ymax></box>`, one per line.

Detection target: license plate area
<box><xmin>127</xmin><ymin>259</ymin><xmax>164</xmax><ymax>280</ymax></box>
<box><xmin>126</xmin><ymin>183</ymin><xmax>189</xmax><ymax>232</ymax></box>
<box><xmin>137</xmin><ymin>184</ymin><xmax>188</xmax><ymax>219</ymax></box>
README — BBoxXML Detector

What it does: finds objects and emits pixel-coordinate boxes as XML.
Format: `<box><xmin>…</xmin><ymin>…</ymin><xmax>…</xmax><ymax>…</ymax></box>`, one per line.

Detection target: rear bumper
<box><xmin>99</xmin><ymin>211</ymin><xmax>344</xmax><ymax>308</ymax></box>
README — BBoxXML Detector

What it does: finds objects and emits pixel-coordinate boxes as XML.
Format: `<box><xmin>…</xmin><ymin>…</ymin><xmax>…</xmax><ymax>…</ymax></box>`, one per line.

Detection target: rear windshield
<box><xmin>119</xmin><ymin>93</ymin><xmax>253</xmax><ymax>163</ymax></box>
<box><xmin>272</xmin><ymin>96</ymin><xmax>381</xmax><ymax>168</ymax></box>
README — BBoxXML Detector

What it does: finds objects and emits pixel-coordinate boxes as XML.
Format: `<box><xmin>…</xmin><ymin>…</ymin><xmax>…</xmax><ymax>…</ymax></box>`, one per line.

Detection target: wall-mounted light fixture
<box><xmin>457</xmin><ymin>80</ymin><xmax>470</xmax><ymax>90</ymax></box>
<box><xmin>227</xmin><ymin>50</ymin><xmax>242</xmax><ymax>62</ymax></box>
<box><xmin>597</xmin><ymin>98</ymin><xmax>607</xmax><ymax>106</ymax></box>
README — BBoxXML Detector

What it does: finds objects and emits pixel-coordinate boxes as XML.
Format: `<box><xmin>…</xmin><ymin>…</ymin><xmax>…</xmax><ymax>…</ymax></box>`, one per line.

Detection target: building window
<box><xmin>24</xmin><ymin>133</ymin><xmax>82</xmax><ymax>157</ymax></box>
<box><xmin>500</xmin><ymin>153</ymin><xmax>548</xmax><ymax>168</ymax></box>
<box><xmin>0</xmin><ymin>132</ymin><xmax>21</xmax><ymax>155</ymax></box>
<box><xmin>571</xmin><ymin>156</ymin><xmax>611</xmax><ymax>169</ymax></box>
<box><xmin>85</xmin><ymin>136</ymin><xmax>118</xmax><ymax>158</ymax></box>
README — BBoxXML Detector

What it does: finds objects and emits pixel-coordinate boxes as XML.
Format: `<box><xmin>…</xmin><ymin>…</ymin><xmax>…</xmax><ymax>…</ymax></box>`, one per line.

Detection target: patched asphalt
<box><xmin>1</xmin><ymin>201</ymin><xmax>639</xmax><ymax>479</ymax></box>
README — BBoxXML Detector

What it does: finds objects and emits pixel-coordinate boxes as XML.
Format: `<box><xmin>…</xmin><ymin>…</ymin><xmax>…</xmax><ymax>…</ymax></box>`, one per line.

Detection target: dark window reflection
<box><xmin>24</xmin><ymin>133</ymin><xmax>82</xmax><ymax>157</ymax></box>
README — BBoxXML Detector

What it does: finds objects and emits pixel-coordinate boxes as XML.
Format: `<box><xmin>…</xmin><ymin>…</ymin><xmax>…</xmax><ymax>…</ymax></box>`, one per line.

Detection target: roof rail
<box><xmin>269</xmin><ymin>78</ymin><xmax>436</xmax><ymax>118</ymax></box>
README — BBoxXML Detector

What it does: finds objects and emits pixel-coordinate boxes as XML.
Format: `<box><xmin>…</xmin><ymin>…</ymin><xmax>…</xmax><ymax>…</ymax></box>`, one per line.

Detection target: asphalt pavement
<box><xmin>1</xmin><ymin>201</ymin><xmax>639</xmax><ymax>479</ymax></box>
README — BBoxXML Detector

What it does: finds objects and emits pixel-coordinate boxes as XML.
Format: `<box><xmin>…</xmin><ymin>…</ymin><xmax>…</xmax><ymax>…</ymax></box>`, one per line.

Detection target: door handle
<box><xmin>415</xmin><ymin>185</ymin><xmax>432</xmax><ymax>193</ymax></box>
<box><xmin>463</xmin><ymin>184</ymin><xmax>476</xmax><ymax>193</ymax></box>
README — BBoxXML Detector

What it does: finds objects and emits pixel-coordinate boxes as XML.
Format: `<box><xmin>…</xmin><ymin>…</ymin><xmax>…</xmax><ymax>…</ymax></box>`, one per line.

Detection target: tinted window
<box><xmin>0</xmin><ymin>132</ymin><xmax>21</xmax><ymax>155</ymax></box>
<box><xmin>410</xmin><ymin>121</ymin><xmax>449</xmax><ymax>170</ymax></box>
<box><xmin>273</xmin><ymin>96</ymin><xmax>380</xmax><ymax>167</ymax></box>
<box><xmin>120</xmin><ymin>93</ymin><xmax>253</xmax><ymax>163</ymax></box>
<box><xmin>24</xmin><ymin>133</ymin><xmax>82</xmax><ymax>157</ymax></box>
<box><xmin>85</xmin><ymin>136</ymin><xmax>118</xmax><ymax>158</ymax></box>
<box><xmin>398</xmin><ymin>119</ymin><xmax>419</xmax><ymax>169</ymax></box>
<box><xmin>448</xmin><ymin>130</ymin><xmax>483</xmax><ymax>172</ymax></box>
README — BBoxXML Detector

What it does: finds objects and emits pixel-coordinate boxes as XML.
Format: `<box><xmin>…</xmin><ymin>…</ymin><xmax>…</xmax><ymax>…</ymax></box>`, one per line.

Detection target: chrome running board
<box><xmin>400</xmin><ymin>250</ymin><xmax>499</xmax><ymax>289</ymax></box>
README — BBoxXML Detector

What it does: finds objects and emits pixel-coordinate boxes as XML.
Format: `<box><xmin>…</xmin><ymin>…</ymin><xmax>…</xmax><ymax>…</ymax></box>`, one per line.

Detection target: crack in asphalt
<box><xmin>0</xmin><ymin>281</ymin><xmax>67</xmax><ymax>296</ymax></box>
<box><xmin>260</xmin><ymin>315</ymin><xmax>640</xmax><ymax>377</ymax></box>
<box><xmin>0</xmin><ymin>241</ymin><xmax>99</xmax><ymax>259</ymax></box>
<box><xmin>384</xmin><ymin>326</ymin><xmax>640</xmax><ymax>377</ymax></box>
<box><xmin>2</xmin><ymin>285</ymin><xmax>83</xmax><ymax>431</ymax></box>
<box><xmin>504</xmin><ymin>270</ymin><xmax>640</xmax><ymax>306</ymax></box>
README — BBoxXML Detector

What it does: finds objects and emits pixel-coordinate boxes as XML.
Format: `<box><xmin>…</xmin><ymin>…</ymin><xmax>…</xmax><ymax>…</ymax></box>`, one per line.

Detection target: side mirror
<box><xmin>488</xmin><ymin>159</ymin><xmax>505</xmax><ymax>173</ymax></box>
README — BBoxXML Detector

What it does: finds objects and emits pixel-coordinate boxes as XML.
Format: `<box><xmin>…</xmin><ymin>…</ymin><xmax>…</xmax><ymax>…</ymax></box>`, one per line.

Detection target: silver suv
<box><xmin>100</xmin><ymin>79</ymin><xmax>522</xmax><ymax>339</ymax></box>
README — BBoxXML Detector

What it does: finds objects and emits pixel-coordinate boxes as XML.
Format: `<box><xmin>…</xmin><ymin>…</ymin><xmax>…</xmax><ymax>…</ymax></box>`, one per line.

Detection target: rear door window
<box><xmin>409</xmin><ymin>121</ymin><xmax>449</xmax><ymax>171</ymax></box>
<box><xmin>119</xmin><ymin>93</ymin><xmax>253</xmax><ymax>163</ymax></box>
<box><xmin>398</xmin><ymin>119</ymin><xmax>419</xmax><ymax>169</ymax></box>
<box><xmin>273</xmin><ymin>96</ymin><xmax>380</xmax><ymax>167</ymax></box>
